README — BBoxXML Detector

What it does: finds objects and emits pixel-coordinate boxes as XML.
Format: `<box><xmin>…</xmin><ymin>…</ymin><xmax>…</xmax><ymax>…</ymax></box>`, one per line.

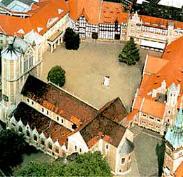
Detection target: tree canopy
<box><xmin>118</xmin><ymin>37</ymin><xmax>140</xmax><ymax>65</ymax></box>
<box><xmin>15</xmin><ymin>152</ymin><xmax>112</xmax><ymax>177</ymax></box>
<box><xmin>63</xmin><ymin>27</ymin><xmax>80</xmax><ymax>50</ymax></box>
<box><xmin>0</xmin><ymin>129</ymin><xmax>36</xmax><ymax>172</ymax></box>
<box><xmin>156</xmin><ymin>140</ymin><xmax>165</xmax><ymax>177</ymax></box>
<box><xmin>47</xmin><ymin>65</ymin><xmax>66</xmax><ymax>87</ymax></box>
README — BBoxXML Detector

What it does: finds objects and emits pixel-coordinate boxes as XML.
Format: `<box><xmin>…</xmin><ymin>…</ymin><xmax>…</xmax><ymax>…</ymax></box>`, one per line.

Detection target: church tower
<box><xmin>163</xmin><ymin>104</ymin><xmax>183</xmax><ymax>176</ymax></box>
<box><xmin>0</xmin><ymin>37</ymin><xmax>42</xmax><ymax>122</ymax></box>
<box><xmin>164</xmin><ymin>83</ymin><xmax>180</xmax><ymax>126</ymax></box>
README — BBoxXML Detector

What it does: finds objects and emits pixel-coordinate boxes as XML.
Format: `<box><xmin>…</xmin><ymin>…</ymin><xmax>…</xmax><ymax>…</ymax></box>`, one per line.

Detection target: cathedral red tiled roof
<box><xmin>21</xmin><ymin>75</ymin><xmax>98</xmax><ymax>127</ymax></box>
<box><xmin>175</xmin><ymin>162</ymin><xmax>183</xmax><ymax>177</ymax></box>
<box><xmin>140</xmin><ymin>15</ymin><xmax>183</xmax><ymax>29</ymax></box>
<box><xmin>80</xmin><ymin>114</ymin><xmax>126</xmax><ymax>148</ymax></box>
<box><xmin>130</xmin><ymin>35</ymin><xmax>183</xmax><ymax>121</ymax></box>
<box><xmin>68</xmin><ymin>0</ymin><xmax>128</xmax><ymax>24</ymax></box>
<box><xmin>139</xmin><ymin>36</ymin><xmax>183</xmax><ymax>97</ymax></box>
<box><xmin>98</xmin><ymin>97</ymin><xmax>128</xmax><ymax>124</ymax></box>
<box><xmin>0</xmin><ymin>0</ymin><xmax>68</xmax><ymax>36</ymax></box>
<box><xmin>14</xmin><ymin>102</ymin><xmax>72</xmax><ymax>145</ymax></box>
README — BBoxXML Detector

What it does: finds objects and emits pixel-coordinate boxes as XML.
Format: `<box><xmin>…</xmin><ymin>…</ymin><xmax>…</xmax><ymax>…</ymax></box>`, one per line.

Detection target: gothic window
<box><xmin>33</xmin><ymin>135</ymin><xmax>37</xmax><ymax>141</ymax></box>
<box><xmin>121</xmin><ymin>158</ymin><xmax>125</xmax><ymax>164</ymax></box>
<box><xmin>79</xmin><ymin>148</ymin><xmax>82</xmax><ymax>153</ymax></box>
<box><xmin>26</xmin><ymin>130</ymin><xmax>30</xmax><ymax>137</ymax></box>
<box><xmin>48</xmin><ymin>142</ymin><xmax>52</xmax><ymax>150</ymax></box>
<box><xmin>12</xmin><ymin>123</ymin><xmax>16</xmax><ymax>127</ymax></box>
<box><xmin>41</xmin><ymin>139</ymin><xmax>45</xmax><ymax>145</ymax></box>
<box><xmin>29</xmin><ymin>55</ymin><xmax>33</xmax><ymax>68</ymax></box>
<box><xmin>3</xmin><ymin>94</ymin><xmax>9</xmax><ymax>102</ymax></box>
<box><xmin>27</xmin><ymin>98</ymin><xmax>29</xmax><ymax>103</ymax></box>
<box><xmin>57</xmin><ymin>116</ymin><xmax>59</xmax><ymax>121</ymax></box>
<box><xmin>18</xmin><ymin>126</ymin><xmax>23</xmax><ymax>132</ymax></box>
<box><xmin>106</xmin><ymin>144</ymin><xmax>109</xmax><ymax>150</ymax></box>
<box><xmin>75</xmin><ymin>145</ymin><xmax>77</xmax><ymax>151</ymax></box>
<box><xmin>55</xmin><ymin>147</ymin><xmax>59</xmax><ymax>154</ymax></box>
<box><xmin>24</xmin><ymin>59</ymin><xmax>29</xmax><ymax>73</ymax></box>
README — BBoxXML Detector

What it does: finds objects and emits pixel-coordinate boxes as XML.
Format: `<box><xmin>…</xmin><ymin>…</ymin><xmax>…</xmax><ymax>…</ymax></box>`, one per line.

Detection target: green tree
<box><xmin>118</xmin><ymin>37</ymin><xmax>140</xmax><ymax>65</ymax></box>
<box><xmin>14</xmin><ymin>152</ymin><xmax>112</xmax><ymax>177</ymax></box>
<box><xmin>156</xmin><ymin>140</ymin><xmax>165</xmax><ymax>177</ymax></box>
<box><xmin>0</xmin><ymin>129</ymin><xmax>27</xmax><ymax>170</ymax></box>
<box><xmin>47</xmin><ymin>65</ymin><xmax>66</xmax><ymax>87</ymax></box>
<box><xmin>63</xmin><ymin>27</ymin><xmax>80</xmax><ymax>50</ymax></box>
<box><xmin>63</xmin><ymin>152</ymin><xmax>112</xmax><ymax>177</ymax></box>
<box><xmin>15</xmin><ymin>162</ymin><xmax>49</xmax><ymax>177</ymax></box>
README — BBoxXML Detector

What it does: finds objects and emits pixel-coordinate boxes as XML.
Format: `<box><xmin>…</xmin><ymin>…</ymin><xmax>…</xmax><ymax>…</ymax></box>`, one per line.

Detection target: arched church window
<box><xmin>26</xmin><ymin>130</ymin><xmax>30</xmax><ymax>137</ymax></box>
<box><xmin>18</xmin><ymin>126</ymin><xmax>23</xmax><ymax>132</ymax></box>
<box><xmin>48</xmin><ymin>142</ymin><xmax>52</xmax><ymax>150</ymax></box>
<box><xmin>33</xmin><ymin>135</ymin><xmax>37</xmax><ymax>141</ymax></box>
<box><xmin>41</xmin><ymin>139</ymin><xmax>45</xmax><ymax>145</ymax></box>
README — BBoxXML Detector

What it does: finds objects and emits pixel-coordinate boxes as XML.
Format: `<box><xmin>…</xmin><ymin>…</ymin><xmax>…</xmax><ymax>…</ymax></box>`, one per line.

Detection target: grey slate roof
<box><xmin>119</xmin><ymin>138</ymin><xmax>134</xmax><ymax>156</ymax></box>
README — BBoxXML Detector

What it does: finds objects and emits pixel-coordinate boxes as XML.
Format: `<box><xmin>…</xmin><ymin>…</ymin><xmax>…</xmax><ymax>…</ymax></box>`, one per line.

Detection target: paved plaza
<box><xmin>126</xmin><ymin>126</ymin><xmax>162</xmax><ymax>177</ymax></box>
<box><xmin>41</xmin><ymin>41</ymin><xmax>161</xmax><ymax>111</ymax></box>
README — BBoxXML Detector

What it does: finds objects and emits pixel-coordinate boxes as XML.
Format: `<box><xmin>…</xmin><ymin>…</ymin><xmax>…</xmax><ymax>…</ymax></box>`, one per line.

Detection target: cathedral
<box><xmin>0</xmin><ymin>0</ymin><xmax>183</xmax><ymax>175</ymax></box>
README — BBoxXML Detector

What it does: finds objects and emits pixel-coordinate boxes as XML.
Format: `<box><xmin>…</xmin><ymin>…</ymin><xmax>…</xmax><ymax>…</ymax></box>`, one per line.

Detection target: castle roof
<box><xmin>80</xmin><ymin>114</ymin><xmax>126</xmax><ymax>148</ymax></box>
<box><xmin>20</xmin><ymin>75</ymin><xmax>129</xmax><ymax>149</ymax></box>
<box><xmin>0</xmin><ymin>0</ymin><xmax>68</xmax><ymax>36</ymax></box>
<box><xmin>98</xmin><ymin>97</ymin><xmax>128</xmax><ymax>124</ymax></box>
<box><xmin>14</xmin><ymin>102</ymin><xmax>72</xmax><ymax>145</ymax></box>
<box><xmin>68</xmin><ymin>0</ymin><xmax>128</xmax><ymax>24</ymax></box>
<box><xmin>175</xmin><ymin>162</ymin><xmax>183</xmax><ymax>177</ymax></box>
<box><xmin>130</xmin><ymin>36</ymin><xmax>183</xmax><ymax>121</ymax></box>
<box><xmin>21</xmin><ymin>75</ymin><xmax>98</xmax><ymax>128</ymax></box>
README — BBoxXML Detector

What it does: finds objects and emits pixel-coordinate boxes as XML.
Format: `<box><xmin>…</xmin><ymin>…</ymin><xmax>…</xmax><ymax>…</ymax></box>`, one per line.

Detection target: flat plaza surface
<box><xmin>41</xmin><ymin>41</ymin><xmax>161</xmax><ymax>111</ymax></box>
<box><xmin>127</xmin><ymin>126</ymin><xmax>162</xmax><ymax>177</ymax></box>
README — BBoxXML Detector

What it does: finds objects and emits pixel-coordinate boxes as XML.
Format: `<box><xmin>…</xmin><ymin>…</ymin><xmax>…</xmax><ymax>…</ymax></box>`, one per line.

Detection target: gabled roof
<box><xmin>141</xmin><ymin>98</ymin><xmax>165</xmax><ymax>118</ymax></box>
<box><xmin>21</xmin><ymin>75</ymin><xmax>130</xmax><ymax>149</ymax></box>
<box><xmin>69</xmin><ymin>0</ymin><xmax>100</xmax><ymax>24</ymax></box>
<box><xmin>69</xmin><ymin>0</ymin><xmax>128</xmax><ymax>24</ymax></box>
<box><xmin>119</xmin><ymin>138</ymin><xmax>134</xmax><ymax>156</ymax></box>
<box><xmin>99</xmin><ymin>97</ymin><xmax>128</xmax><ymax>124</ymax></box>
<box><xmin>21</xmin><ymin>75</ymin><xmax>98</xmax><ymax>127</ymax></box>
<box><xmin>138</xmin><ymin>36</ymin><xmax>183</xmax><ymax>97</ymax></box>
<box><xmin>140</xmin><ymin>15</ymin><xmax>183</xmax><ymax>29</ymax></box>
<box><xmin>80</xmin><ymin>114</ymin><xmax>126</xmax><ymax>148</ymax></box>
<box><xmin>144</xmin><ymin>55</ymin><xmax>169</xmax><ymax>75</ymax></box>
<box><xmin>14</xmin><ymin>102</ymin><xmax>72</xmax><ymax>145</ymax></box>
<box><xmin>175</xmin><ymin>162</ymin><xmax>183</xmax><ymax>177</ymax></box>
<box><xmin>0</xmin><ymin>0</ymin><xmax>69</xmax><ymax>36</ymax></box>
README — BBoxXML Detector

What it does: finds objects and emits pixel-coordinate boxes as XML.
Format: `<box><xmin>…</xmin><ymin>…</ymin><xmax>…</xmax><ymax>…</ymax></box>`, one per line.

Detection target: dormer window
<box><xmin>72</xmin><ymin>124</ymin><xmax>77</xmax><ymax>130</ymax></box>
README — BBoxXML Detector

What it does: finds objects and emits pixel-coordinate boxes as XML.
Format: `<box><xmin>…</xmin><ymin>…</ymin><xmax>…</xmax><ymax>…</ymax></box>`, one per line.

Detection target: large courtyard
<box><xmin>41</xmin><ymin>41</ymin><xmax>161</xmax><ymax>111</ymax></box>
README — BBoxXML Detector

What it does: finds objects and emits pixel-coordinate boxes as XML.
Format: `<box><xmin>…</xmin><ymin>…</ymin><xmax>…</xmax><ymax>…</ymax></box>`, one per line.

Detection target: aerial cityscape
<box><xmin>0</xmin><ymin>0</ymin><xmax>183</xmax><ymax>176</ymax></box>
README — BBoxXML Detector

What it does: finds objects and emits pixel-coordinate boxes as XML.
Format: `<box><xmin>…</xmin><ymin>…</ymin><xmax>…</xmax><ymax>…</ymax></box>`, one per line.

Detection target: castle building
<box><xmin>0</xmin><ymin>0</ymin><xmax>183</xmax><ymax>175</ymax></box>
<box><xmin>128</xmin><ymin>36</ymin><xmax>183</xmax><ymax>135</ymax></box>
<box><xmin>7</xmin><ymin>75</ymin><xmax>134</xmax><ymax>175</ymax></box>
<box><xmin>127</xmin><ymin>12</ymin><xmax>183</xmax><ymax>51</ymax></box>
<box><xmin>163</xmin><ymin>105</ymin><xmax>183</xmax><ymax>176</ymax></box>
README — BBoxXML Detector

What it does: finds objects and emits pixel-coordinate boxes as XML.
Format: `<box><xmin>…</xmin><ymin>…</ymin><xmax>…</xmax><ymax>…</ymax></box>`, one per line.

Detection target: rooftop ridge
<box><xmin>48</xmin><ymin>81</ymin><xmax>98</xmax><ymax>111</ymax></box>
